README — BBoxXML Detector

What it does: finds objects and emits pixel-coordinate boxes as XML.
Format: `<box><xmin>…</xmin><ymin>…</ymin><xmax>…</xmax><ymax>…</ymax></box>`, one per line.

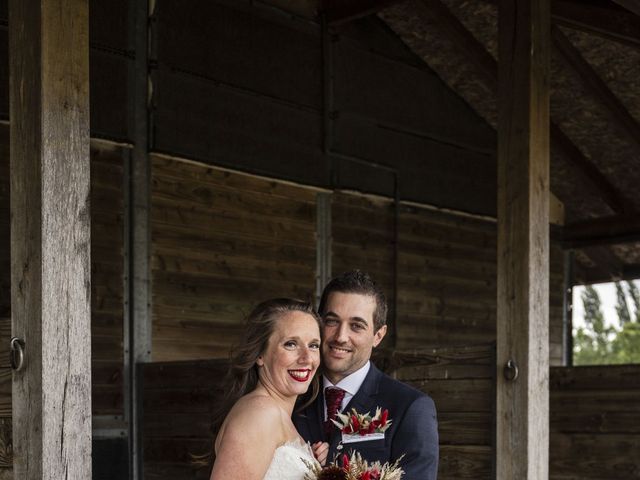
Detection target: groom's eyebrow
<box><xmin>324</xmin><ymin>311</ymin><xmax>369</xmax><ymax>327</ymax></box>
<box><xmin>351</xmin><ymin>317</ymin><xmax>368</xmax><ymax>327</ymax></box>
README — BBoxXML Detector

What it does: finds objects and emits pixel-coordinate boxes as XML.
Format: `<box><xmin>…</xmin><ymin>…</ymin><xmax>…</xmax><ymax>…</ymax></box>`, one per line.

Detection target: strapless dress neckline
<box><xmin>262</xmin><ymin>438</ymin><xmax>318</xmax><ymax>480</ymax></box>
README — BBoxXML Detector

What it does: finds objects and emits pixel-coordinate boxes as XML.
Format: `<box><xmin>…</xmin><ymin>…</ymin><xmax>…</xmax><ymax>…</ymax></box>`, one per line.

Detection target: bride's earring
<box><xmin>256</xmin><ymin>356</ymin><xmax>264</xmax><ymax>367</ymax></box>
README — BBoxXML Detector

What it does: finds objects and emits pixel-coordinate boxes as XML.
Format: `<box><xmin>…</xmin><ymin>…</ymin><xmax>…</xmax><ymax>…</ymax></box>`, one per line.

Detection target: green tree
<box><xmin>615</xmin><ymin>281</ymin><xmax>631</xmax><ymax>326</ymax></box>
<box><xmin>627</xmin><ymin>280</ymin><xmax>640</xmax><ymax>322</ymax></box>
<box><xmin>574</xmin><ymin>285</ymin><xmax>614</xmax><ymax>365</ymax></box>
<box><xmin>611</xmin><ymin>322</ymin><xmax>640</xmax><ymax>364</ymax></box>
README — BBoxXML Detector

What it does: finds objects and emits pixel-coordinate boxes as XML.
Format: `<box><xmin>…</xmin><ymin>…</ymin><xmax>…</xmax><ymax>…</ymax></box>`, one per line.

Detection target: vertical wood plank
<box><xmin>315</xmin><ymin>192</ymin><xmax>332</xmax><ymax>305</ymax></box>
<box><xmin>9</xmin><ymin>0</ymin><xmax>91</xmax><ymax>478</ymax></box>
<box><xmin>497</xmin><ymin>0</ymin><xmax>550</xmax><ymax>479</ymax></box>
<box><xmin>129</xmin><ymin>0</ymin><xmax>153</xmax><ymax>477</ymax></box>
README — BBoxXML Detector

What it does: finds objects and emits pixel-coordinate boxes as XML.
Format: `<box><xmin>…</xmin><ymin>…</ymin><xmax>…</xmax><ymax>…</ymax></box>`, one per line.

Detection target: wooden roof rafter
<box><xmin>551</xmin><ymin>25</ymin><xmax>640</xmax><ymax>160</ymax></box>
<box><xmin>563</xmin><ymin>214</ymin><xmax>640</xmax><ymax>249</ymax></box>
<box><xmin>478</xmin><ymin>0</ymin><xmax>640</xmax><ymax>48</ymax></box>
<box><xmin>320</xmin><ymin>0</ymin><xmax>404</xmax><ymax>25</ymax></box>
<box><xmin>610</xmin><ymin>0</ymin><xmax>640</xmax><ymax>20</ymax></box>
<box><xmin>574</xmin><ymin>246</ymin><xmax>625</xmax><ymax>283</ymax></box>
<box><xmin>412</xmin><ymin>0</ymin><xmax>633</xmax><ymax>217</ymax></box>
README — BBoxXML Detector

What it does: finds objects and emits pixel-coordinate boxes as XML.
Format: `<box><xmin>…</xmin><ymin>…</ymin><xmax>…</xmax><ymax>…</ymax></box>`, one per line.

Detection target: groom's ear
<box><xmin>372</xmin><ymin>325</ymin><xmax>387</xmax><ymax>347</ymax></box>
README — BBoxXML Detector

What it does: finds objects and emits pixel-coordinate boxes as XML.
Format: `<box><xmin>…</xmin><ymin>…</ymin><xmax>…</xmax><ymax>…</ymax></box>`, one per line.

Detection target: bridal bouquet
<box><xmin>304</xmin><ymin>452</ymin><xmax>404</xmax><ymax>480</ymax></box>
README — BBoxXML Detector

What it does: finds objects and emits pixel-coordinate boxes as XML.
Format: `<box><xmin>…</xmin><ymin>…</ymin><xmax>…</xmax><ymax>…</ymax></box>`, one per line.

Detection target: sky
<box><xmin>572</xmin><ymin>280</ymin><xmax>639</xmax><ymax>329</ymax></box>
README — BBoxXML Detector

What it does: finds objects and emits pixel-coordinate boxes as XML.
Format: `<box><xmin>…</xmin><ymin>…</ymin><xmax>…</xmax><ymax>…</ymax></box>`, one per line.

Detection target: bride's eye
<box><xmin>284</xmin><ymin>340</ymin><xmax>297</xmax><ymax>349</ymax></box>
<box><xmin>309</xmin><ymin>343</ymin><xmax>320</xmax><ymax>350</ymax></box>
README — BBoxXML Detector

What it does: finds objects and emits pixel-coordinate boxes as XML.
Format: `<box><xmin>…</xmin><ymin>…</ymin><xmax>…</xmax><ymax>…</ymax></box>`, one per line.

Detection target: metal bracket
<box><xmin>10</xmin><ymin>337</ymin><xmax>25</xmax><ymax>371</ymax></box>
<box><xmin>503</xmin><ymin>359</ymin><xmax>519</xmax><ymax>381</ymax></box>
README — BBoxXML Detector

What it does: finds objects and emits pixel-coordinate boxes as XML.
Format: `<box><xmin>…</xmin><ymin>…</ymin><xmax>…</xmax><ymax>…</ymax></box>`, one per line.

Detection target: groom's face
<box><xmin>321</xmin><ymin>292</ymin><xmax>387</xmax><ymax>384</ymax></box>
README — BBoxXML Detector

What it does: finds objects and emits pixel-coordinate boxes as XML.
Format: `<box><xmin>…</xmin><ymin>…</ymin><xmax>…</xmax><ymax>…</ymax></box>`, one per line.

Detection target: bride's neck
<box><xmin>254</xmin><ymin>382</ymin><xmax>296</xmax><ymax>414</ymax></box>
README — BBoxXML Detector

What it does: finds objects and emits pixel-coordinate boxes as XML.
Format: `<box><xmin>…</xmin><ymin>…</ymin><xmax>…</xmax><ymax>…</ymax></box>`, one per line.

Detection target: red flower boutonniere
<box><xmin>332</xmin><ymin>407</ymin><xmax>391</xmax><ymax>436</ymax></box>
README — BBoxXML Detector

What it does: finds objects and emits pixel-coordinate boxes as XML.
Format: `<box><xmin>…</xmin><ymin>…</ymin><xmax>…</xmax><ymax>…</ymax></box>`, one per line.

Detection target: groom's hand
<box><xmin>311</xmin><ymin>441</ymin><xmax>329</xmax><ymax>466</ymax></box>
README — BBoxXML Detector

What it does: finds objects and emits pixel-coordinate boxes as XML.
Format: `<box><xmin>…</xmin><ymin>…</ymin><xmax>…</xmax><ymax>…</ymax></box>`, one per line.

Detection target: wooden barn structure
<box><xmin>1</xmin><ymin>0</ymin><xmax>639</xmax><ymax>478</ymax></box>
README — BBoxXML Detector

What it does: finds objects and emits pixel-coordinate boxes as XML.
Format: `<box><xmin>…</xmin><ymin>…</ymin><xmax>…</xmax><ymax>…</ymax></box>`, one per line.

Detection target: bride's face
<box><xmin>257</xmin><ymin>311</ymin><xmax>321</xmax><ymax>398</ymax></box>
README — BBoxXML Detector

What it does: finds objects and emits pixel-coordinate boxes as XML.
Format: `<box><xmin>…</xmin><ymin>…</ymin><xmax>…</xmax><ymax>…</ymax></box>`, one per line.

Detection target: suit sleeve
<box><xmin>391</xmin><ymin>395</ymin><xmax>439</xmax><ymax>480</ymax></box>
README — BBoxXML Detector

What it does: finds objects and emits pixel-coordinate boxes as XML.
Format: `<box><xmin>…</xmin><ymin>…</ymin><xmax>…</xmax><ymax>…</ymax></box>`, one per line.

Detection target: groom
<box><xmin>294</xmin><ymin>270</ymin><xmax>438</xmax><ymax>479</ymax></box>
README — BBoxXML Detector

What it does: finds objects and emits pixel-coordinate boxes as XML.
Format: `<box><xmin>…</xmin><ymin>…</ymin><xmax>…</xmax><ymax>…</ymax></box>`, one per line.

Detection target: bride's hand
<box><xmin>311</xmin><ymin>441</ymin><xmax>329</xmax><ymax>466</ymax></box>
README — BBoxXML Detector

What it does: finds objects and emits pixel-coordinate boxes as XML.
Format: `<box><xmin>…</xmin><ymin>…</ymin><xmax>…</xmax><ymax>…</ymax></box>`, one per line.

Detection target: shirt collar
<box><xmin>323</xmin><ymin>361</ymin><xmax>371</xmax><ymax>397</ymax></box>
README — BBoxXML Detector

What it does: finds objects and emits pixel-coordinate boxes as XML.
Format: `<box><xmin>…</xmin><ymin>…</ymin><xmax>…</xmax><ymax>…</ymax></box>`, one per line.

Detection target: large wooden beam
<box><xmin>497</xmin><ymin>0</ymin><xmax>550</xmax><ymax>478</ymax></box>
<box><xmin>415</xmin><ymin>0</ymin><xmax>631</xmax><ymax>215</ymax></box>
<box><xmin>9</xmin><ymin>0</ymin><xmax>91</xmax><ymax>478</ymax></box>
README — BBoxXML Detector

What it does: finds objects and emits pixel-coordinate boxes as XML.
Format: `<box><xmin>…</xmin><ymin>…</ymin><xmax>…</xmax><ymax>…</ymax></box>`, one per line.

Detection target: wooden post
<box><xmin>497</xmin><ymin>0</ymin><xmax>550</xmax><ymax>479</ymax></box>
<box><xmin>127</xmin><ymin>0</ymin><xmax>152</xmax><ymax>478</ymax></box>
<box><xmin>9</xmin><ymin>0</ymin><xmax>91</xmax><ymax>478</ymax></box>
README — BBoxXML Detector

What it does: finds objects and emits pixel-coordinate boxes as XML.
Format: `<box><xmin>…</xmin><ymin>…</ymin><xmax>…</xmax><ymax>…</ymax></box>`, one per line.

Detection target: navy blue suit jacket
<box><xmin>293</xmin><ymin>364</ymin><xmax>439</xmax><ymax>480</ymax></box>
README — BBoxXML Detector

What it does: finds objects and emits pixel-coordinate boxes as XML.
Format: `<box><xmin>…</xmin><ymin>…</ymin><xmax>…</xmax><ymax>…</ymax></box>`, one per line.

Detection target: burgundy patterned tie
<box><xmin>324</xmin><ymin>387</ymin><xmax>346</xmax><ymax>438</ymax></box>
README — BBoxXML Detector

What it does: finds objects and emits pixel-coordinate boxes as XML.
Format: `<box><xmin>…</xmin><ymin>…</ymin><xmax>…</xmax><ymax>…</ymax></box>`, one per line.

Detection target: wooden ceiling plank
<box><xmin>580</xmin><ymin>246</ymin><xmax>624</xmax><ymax>279</ymax></box>
<box><xmin>552</xmin><ymin>25</ymin><xmax>640</xmax><ymax>153</ymax></box>
<box><xmin>563</xmin><ymin>214</ymin><xmax>640</xmax><ymax>248</ymax></box>
<box><xmin>414</xmin><ymin>0</ymin><xmax>632</xmax><ymax>216</ymax></box>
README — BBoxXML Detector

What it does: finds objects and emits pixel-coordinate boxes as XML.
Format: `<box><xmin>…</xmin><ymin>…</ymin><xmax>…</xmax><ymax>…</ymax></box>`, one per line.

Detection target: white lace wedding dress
<box><xmin>262</xmin><ymin>438</ymin><xmax>318</xmax><ymax>480</ymax></box>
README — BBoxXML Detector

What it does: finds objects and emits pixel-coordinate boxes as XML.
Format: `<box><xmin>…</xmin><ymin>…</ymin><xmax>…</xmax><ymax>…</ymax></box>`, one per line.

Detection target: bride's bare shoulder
<box><xmin>224</xmin><ymin>393</ymin><xmax>286</xmax><ymax>433</ymax></box>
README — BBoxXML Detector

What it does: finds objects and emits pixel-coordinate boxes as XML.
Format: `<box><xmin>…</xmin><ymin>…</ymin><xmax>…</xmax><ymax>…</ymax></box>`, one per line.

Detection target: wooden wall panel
<box><xmin>332</xmin><ymin>191</ymin><xmax>566</xmax><ymax>364</ymax></box>
<box><xmin>333</xmin><ymin>38</ymin><xmax>495</xmax><ymax>152</ymax></box>
<box><xmin>331</xmin><ymin>192</ymin><xmax>397</xmax><ymax>328</ymax></box>
<box><xmin>550</xmin><ymin>365</ymin><xmax>640</xmax><ymax>479</ymax></box>
<box><xmin>397</xmin><ymin>206</ymin><xmax>497</xmax><ymax>350</ymax></box>
<box><xmin>154</xmin><ymin>0</ymin><xmax>322</xmax><ymax>110</ymax></box>
<box><xmin>142</xmin><ymin>359</ymin><xmax>228</xmax><ymax>479</ymax></box>
<box><xmin>151</xmin><ymin>156</ymin><xmax>317</xmax><ymax>361</ymax></box>
<box><xmin>90</xmin><ymin>144</ymin><xmax>125</xmax><ymax>415</ymax></box>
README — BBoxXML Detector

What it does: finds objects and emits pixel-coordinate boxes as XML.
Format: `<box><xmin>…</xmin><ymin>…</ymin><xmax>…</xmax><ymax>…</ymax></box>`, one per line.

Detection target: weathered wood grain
<box><xmin>496</xmin><ymin>0</ymin><xmax>551</xmax><ymax>478</ymax></box>
<box><xmin>9</xmin><ymin>0</ymin><xmax>91</xmax><ymax>478</ymax></box>
<box><xmin>151</xmin><ymin>159</ymin><xmax>317</xmax><ymax>361</ymax></box>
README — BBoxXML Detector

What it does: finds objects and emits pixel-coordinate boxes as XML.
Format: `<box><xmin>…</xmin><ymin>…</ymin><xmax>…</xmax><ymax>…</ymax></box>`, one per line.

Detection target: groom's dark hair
<box><xmin>319</xmin><ymin>270</ymin><xmax>388</xmax><ymax>332</ymax></box>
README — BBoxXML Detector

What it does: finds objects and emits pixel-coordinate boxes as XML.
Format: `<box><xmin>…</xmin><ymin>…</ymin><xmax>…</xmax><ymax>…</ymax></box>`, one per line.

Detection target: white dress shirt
<box><xmin>322</xmin><ymin>361</ymin><xmax>371</xmax><ymax>421</ymax></box>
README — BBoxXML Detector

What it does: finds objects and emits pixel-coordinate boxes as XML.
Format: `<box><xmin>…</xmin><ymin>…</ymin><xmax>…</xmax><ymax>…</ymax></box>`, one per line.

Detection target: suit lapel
<box><xmin>343</xmin><ymin>365</ymin><xmax>381</xmax><ymax>416</ymax></box>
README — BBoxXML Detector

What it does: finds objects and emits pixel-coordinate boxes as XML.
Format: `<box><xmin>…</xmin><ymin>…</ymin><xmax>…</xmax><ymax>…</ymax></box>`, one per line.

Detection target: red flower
<box><xmin>341</xmin><ymin>454</ymin><xmax>349</xmax><ymax>470</ymax></box>
<box><xmin>379</xmin><ymin>409</ymin><xmax>388</xmax><ymax>427</ymax></box>
<box><xmin>351</xmin><ymin>414</ymin><xmax>360</xmax><ymax>432</ymax></box>
<box><xmin>359</xmin><ymin>472</ymin><xmax>371</xmax><ymax>480</ymax></box>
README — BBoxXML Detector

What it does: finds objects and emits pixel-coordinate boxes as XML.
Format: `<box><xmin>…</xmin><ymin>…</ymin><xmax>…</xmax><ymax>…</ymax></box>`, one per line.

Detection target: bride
<box><xmin>210</xmin><ymin>298</ymin><xmax>329</xmax><ymax>480</ymax></box>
